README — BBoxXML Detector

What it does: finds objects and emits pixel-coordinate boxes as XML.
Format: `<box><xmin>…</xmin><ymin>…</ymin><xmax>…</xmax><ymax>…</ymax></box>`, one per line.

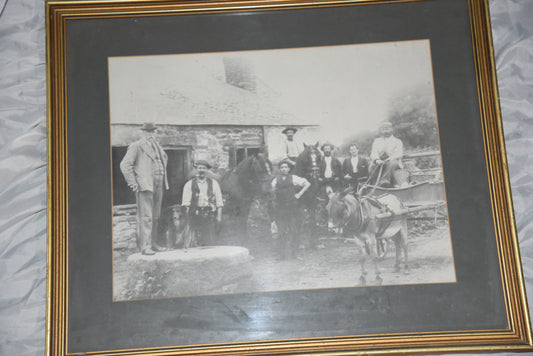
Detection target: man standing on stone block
<box><xmin>120</xmin><ymin>122</ymin><xmax>168</xmax><ymax>255</ymax></box>
<box><xmin>182</xmin><ymin>160</ymin><xmax>224</xmax><ymax>246</ymax></box>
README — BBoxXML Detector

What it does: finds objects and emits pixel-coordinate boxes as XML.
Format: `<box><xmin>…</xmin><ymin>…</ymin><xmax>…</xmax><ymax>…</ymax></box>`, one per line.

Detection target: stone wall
<box><xmin>112</xmin><ymin>124</ymin><xmax>264</xmax><ymax>170</ymax></box>
<box><xmin>112</xmin><ymin>123</ymin><xmax>327</xmax><ymax>169</ymax></box>
<box><xmin>264</xmin><ymin>125</ymin><xmax>321</xmax><ymax>163</ymax></box>
<box><xmin>113</xmin><ymin>204</ymin><xmax>137</xmax><ymax>252</ymax></box>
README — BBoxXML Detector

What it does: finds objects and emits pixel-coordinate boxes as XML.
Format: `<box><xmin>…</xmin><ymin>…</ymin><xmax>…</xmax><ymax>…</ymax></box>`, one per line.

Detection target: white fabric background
<box><xmin>0</xmin><ymin>0</ymin><xmax>531</xmax><ymax>355</ymax></box>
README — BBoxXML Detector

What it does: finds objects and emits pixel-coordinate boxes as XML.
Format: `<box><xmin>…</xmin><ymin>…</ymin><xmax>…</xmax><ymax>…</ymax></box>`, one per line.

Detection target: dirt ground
<box><xmin>260</xmin><ymin>227</ymin><xmax>454</xmax><ymax>290</ymax></box>
<box><xmin>113</xmin><ymin>201</ymin><xmax>455</xmax><ymax>299</ymax></box>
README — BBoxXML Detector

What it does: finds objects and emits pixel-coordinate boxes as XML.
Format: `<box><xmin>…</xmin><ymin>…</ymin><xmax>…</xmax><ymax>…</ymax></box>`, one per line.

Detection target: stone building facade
<box><xmin>111</xmin><ymin>123</ymin><xmax>319</xmax><ymax>206</ymax></box>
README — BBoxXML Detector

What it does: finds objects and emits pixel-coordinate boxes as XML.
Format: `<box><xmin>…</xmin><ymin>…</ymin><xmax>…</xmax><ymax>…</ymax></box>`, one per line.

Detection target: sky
<box><xmin>109</xmin><ymin>39</ymin><xmax>436</xmax><ymax>143</ymax></box>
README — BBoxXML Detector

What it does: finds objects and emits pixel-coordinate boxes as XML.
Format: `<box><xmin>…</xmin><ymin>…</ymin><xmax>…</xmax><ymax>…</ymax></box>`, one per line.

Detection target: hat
<box><xmin>278</xmin><ymin>159</ymin><xmax>294</xmax><ymax>168</ymax></box>
<box><xmin>379</xmin><ymin>121</ymin><xmax>393</xmax><ymax>128</ymax></box>
<box><xmin>194</xmin><ymin>160</ymin><xmax>212</xmax><ymax>169</ymax></box>
<box><xmin>141</xmin><ymin>122</ymin><xmax>157</xmax><ymax>131</ymax></box>
<box><xmin>321</xmin><ymin>143</ymin><xmax>334</xmax><ymax>151</ymax></box>
<box><xmin>282</xmin><ymin>127</ymin><xmax>298</xmax><ymax>135</ymax></box>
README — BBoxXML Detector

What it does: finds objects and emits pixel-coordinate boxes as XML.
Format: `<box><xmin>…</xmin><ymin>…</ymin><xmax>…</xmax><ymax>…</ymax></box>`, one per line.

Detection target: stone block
<box><xmin>120</xmin><ymin>246</ymin><xmax>253</xmax><ymax>300</ymax></box>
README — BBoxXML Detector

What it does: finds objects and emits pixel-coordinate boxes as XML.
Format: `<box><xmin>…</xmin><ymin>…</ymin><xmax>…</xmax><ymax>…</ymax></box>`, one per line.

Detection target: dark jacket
<box><xmin>319</xmin><ymin>156</ymin><xmax>343</xmax><ymax>180</ymax></box>
<box><xmin>342</xmin><ymin>156</ymin><xmax>369</xmax><ymax>187</ymax></box>
<box><xmin>120</xmin><ymin>138</ymin><xmax>169</xmax><ymax>192</ymax></box>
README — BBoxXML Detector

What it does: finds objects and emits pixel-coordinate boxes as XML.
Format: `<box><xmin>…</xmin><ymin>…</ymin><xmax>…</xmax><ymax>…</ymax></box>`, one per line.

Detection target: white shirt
<box><xmin>182</xmin><ymin>177</ymin><xmax>224</xmax><ymax>208</ymax></box>
<box><xmin>271</xmin><ymin>175</ymin><xmax>309</xmax><ymax>189</ymax></box>
<box><xmin>324</xmin><ymin>156</ymin><xmax>333</xmax><ymax>178</ymax></box>
<box><xmin>284</xmin><ymin>139</ymin><xmax>303</xmax><ymax>158</ymax></box>
<box><xmin>350</xmin><ymin>156</ymin><xmax>359</xmax><ymax>173</ymax></box>
<box><xmin>370</xmin><ymin>135</ymin><xmax>403</xmax><ymax>162</ymax></box>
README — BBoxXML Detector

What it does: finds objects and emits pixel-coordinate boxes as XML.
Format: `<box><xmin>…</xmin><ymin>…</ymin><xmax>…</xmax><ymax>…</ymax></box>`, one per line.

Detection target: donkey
<box><xmin>326</xmin><ymin>188</ymin><xmax>409</xmax><ymax>285</ymax></box>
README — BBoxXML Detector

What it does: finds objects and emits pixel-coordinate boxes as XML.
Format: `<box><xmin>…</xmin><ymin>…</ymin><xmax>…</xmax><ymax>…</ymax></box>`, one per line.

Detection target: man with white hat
<box><xmin>182</xmin><ymin>160</ymin><xmax>224</xmax><ymax>246</ymax></box>
<box><xmin>120</xmin><ymin>123</ymin><xmax>169</xmax><ymax>255</ymax></box>
<box><xmin>369</xmin><ymin>121</ymin><xmax>404</xmax><ymax>187</ymax></box>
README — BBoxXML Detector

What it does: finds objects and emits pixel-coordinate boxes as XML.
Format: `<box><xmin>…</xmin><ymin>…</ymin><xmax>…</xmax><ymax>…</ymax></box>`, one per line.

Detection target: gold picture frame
<box><xmin>46</xmin><ymin>0</ymin><xmax>533</xmax><ymax>354</ymax></box>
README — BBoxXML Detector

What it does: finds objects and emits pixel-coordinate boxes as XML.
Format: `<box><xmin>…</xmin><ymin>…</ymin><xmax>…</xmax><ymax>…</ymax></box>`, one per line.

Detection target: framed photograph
<box><xmin>46</xmin><ymin>0</ymin><xmax>533</xmax><ymax>354</ymax></box>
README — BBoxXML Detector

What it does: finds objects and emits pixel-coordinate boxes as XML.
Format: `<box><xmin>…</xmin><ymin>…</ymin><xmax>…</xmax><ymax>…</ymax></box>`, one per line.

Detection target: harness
<box><xmin>357</xmin><ymin>164</ymin><xmax>384</xmax><ymax>196</ymax></box>
<box><xmin>301</xmin><ymin>151</ymin><xmax>321</xmax><ymax>183</ymax></box>
<box><xmin>341</xmin><ymin>195</ymin><xmax>394</xmax><ymax>238</ymax></box>
<box><xmin>341</xmin><ymin>198</ymin><xmax>367</xmax><ymax>234</ymax></box>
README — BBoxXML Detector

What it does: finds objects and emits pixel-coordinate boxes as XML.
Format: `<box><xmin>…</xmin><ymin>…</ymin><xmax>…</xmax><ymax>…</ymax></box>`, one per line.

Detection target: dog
<box><xmin>164</xmin><ymin>204</ymin><xmax>196</xmax><ymax>249</ymax></box>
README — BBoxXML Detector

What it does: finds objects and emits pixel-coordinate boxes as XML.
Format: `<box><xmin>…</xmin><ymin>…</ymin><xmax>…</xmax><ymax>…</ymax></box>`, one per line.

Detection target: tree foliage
<box><xmin>339</xmin><ymin>86</ymin><xmax>438</xmax><ymax>156</ymax></box>
<box><xmin>388</xmin><ymin>87</ymin><xmax>439</xmax><ymax>150</ymax></box>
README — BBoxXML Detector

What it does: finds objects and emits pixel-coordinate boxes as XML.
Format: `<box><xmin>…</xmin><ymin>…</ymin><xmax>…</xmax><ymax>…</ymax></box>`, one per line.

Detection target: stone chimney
<box><xmin>223</xmin><ymin>57</ymin><xmax>256</xmax><ymax>92</ymax></box>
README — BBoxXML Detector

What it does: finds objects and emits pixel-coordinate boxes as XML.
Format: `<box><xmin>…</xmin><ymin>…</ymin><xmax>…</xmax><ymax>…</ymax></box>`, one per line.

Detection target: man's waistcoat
<box><xmin>276</xmin><ymin>175</ymin><xmax>297</xmax><ymax>207</ymax></box>
<box><xmin>191</xmin><ymin>177</ymin><xmax>215</xmax><ymax>209</ymax></box>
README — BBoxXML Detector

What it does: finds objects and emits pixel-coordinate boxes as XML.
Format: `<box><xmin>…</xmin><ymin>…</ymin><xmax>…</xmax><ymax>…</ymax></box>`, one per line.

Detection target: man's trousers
<box><xmin>189</xmin><ymin>208</ymin><xmax>216</xmax><ymax>246</ymax></box>
<box><xmin>136</xmin><ymin>173</ymin><xmax>164</xmax><ymax>252</ymax></box>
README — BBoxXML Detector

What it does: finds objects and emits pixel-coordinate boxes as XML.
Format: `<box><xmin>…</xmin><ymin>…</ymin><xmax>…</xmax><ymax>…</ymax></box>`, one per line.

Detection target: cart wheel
<box><xmin>377</xmin><ymin>238</ymin><xmax>389</xmax><ymax>260</ymax></box>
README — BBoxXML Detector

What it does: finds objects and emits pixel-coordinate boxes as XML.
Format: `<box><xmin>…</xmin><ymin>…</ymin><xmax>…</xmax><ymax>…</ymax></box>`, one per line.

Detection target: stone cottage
<box><xmin>110</xmin><ymin>56</ymin><xmax>320</xmax><ymax>207</ymax></box>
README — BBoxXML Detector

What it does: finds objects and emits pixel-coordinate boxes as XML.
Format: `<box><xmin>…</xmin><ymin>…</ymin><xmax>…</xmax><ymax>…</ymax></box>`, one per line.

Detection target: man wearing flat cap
<box><xmin>281</xmin><ymin>127</ymin><xmax>303</xmax><ymax>166</ymax></box>
<box><xmin>369</xmin><ymin>121</ymin><xmax>404</xmax><ymax>187</ymax></box>
<box><xmin>182</xmin><ymin>160</ymin><xmax>224</xmax><ymax>246</ymax></box>
<box><xmin>120</xmin><ymin>123</ymin><xmax>168</xmax><ymax>255</ymax></box>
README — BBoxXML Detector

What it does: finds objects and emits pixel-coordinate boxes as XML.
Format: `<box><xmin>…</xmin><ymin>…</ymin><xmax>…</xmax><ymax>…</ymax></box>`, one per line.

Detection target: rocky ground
<box><xmin>113</xmin><ymin>201</ymin><xmax>455</xmax><ymax>300</ymax></box>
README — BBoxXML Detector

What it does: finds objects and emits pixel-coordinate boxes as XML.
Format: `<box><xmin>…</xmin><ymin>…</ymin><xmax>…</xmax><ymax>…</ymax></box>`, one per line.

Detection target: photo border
<box><xmin>108</xmin><ymin>38</ymin><xmax>457</xmax><ymax>300</ymax></box>
<box><xmin>46</xmin><ymin>0</ymin><xmax>533</xmax><ymax>354</ymax></box>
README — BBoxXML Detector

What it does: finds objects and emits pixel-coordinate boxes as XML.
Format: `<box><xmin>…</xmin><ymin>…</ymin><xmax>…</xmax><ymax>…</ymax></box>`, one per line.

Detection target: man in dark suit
<box><xmin>319</xmin><ymin>143</ymin><xmax>343</xmax><ymax>192</ymax></box>
<box><xmin>342</xmin><ymin>143</ymin><xmax>369</xmax><ymax>190</ymax></box>
<box><xmin>120</xmin><ymin>123</ymin><xmax>168</xmax><ymax>255</ymax></box>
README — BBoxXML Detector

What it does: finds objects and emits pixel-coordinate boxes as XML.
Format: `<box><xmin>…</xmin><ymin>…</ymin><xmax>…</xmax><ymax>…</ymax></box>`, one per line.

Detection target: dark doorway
<box><xmin>112</xmin><ymin>147</ymin><xmax>135</xmax><ymax>206</ymax></box>
<box><xmin>163</xmin><ymin>149</ymin><xmax>189</xmax><ymax>208</ymax></box>
<box><xmin>111</xmin><ymin>147</ymin><xmax>189</xmax><ymax>207</ymax></box>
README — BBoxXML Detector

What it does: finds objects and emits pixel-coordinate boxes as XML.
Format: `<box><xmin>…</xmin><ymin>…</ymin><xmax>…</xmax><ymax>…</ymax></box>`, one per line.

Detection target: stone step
<box><xmin>121</xmin><ymin>246</ymin><xmax>253</xmax><ymax>300</ymax></box>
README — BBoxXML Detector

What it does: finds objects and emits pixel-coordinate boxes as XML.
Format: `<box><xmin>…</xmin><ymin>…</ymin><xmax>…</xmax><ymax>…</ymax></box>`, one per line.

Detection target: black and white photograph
<box><xmin>109</xmin><ymin>39</ymin><xmax>456</xmax><ymax>301</ymax></box>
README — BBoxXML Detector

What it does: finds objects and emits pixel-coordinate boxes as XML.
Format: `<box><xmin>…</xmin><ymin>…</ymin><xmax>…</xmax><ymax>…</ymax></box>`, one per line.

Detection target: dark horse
<box><xmin>293</xmin><ymin>142</ymin><xmax>322</xmax><ymax>248</ymax></box>
<box><xmin>219</xmin><ymin>153</ymin><xmax>274</xmax><ymax>240</ymax></box>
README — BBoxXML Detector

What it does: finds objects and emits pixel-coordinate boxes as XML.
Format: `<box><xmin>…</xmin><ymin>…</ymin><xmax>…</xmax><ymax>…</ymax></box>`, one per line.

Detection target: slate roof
<box><xmin>110</xmin><ymin>58</ymin><xmax>320</xmax><ymax>127</ymax></box>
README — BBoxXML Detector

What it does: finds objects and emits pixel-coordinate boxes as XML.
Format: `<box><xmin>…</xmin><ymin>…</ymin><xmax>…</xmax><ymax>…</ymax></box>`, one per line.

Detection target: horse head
<box><xmin>295</xmin><ymin>142</ymin><xmax>322</xmax><ymax>181</ymax></box>
<box><xmin>249</xmin><ymin>153</ymin><xmax>274</xmax><ymax>197</ymax></box>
